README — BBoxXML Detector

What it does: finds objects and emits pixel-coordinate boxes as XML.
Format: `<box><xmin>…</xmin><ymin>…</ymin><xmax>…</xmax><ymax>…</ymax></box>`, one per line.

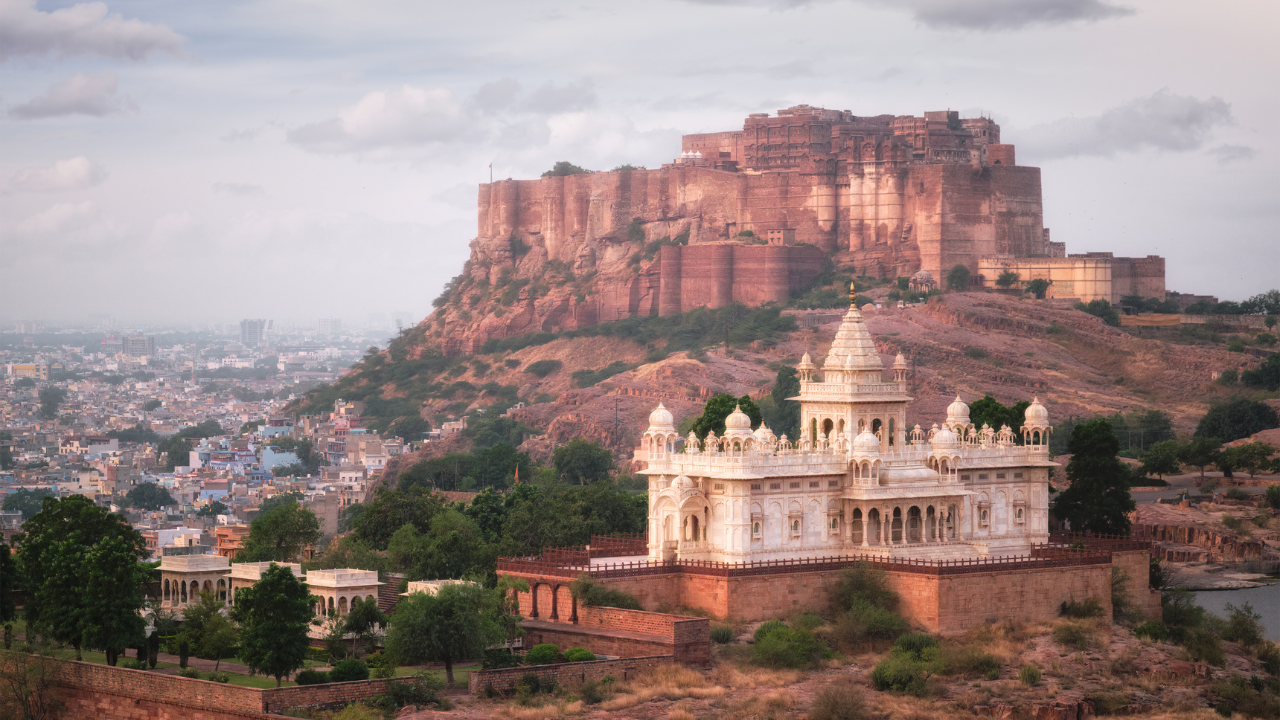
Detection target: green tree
<box><xmin>342</xmin><ymin>596</ymin><xmax>385</xmax><ymax>658</ymax></box>
<box><xmin>143</xmin><ymin>399</ymin><xmax>162</xmax><ymax>411</ymax></box>
<box><xmin>995</xmin><ymin>270</ymin><xmax>1020</xmax><ymax>289</ymax></box>
<box><xmin>199</xmin><ymin>613</ymin><xmax>239</xmax><ymax>672</ymax></box>
<box><xmin>968</xmin><ymin>395</ymin><xmax>1030</xmax><ymax>440</ymax></box>
<box><xmin>1240</xmin><ymin>353</ymin><xmax>1280</xmax><ymax>391</ymax></box>
<box><xmin>37</xmin><ymin>388</ymin><xmax>66</xmax><ymax>421</ymax></box>
<box><xmin>1240</xmin><ymin>289</ymin><xmax>1280</xmax><ymax>315</ymax></box>
<box><xmin>552</xmin><ymin>439</ymin><xmax>614</xmax><ymax>485</ymax></box>
<box><xmin>351</xmin><ymin>487</ymin><xmax>446</xmax><ymax>550</ymax></box>
<box><xmin>230</xmin><ymin>564</ymin><xmax>312</xmax><ymax>687</ymax></box>
<box><xmin>238</xmin><ymin>501</ymin><xmax>321</xmax><ymax>563</ymax></box>
<box><xmin>1076</xmin><ymin>299</ymin><xmax>1121</xmax><ymax>327</ymax></box>
<box><xmin>181</xmin><ymin>590</ymin><xmax>225</xmax><ymax>654</ymax></box>
<box><xmin>0</xmin><ymin>543</ymin><xmax>16</xmax><ymax>625</ymax></box>
<box><xmin>946</xmin><ymin>264</ymin><xmax>971</xmax><ymax>291</ymax></box>
<box><xmin>197</xmin><ymin>500</ymin><xmax>229</xmax><ymax>518</ymax></box>
<box><xmin>260</xmin><ymin>491</ymin><xmax>304</xmax><ymax>515</ymax></box>
<box><xmin>2</xmin><ymin>489</ymin><xmax>56</xmax><ymax>519</ymax></box>
<box><xmin>1220</xmin><ymin>442</ymin><xmax>1275</xmax><ymax>479</ymax></box>
<box><xmin>1050</xmin><ymin>419</ymin><xmax>1135</xmax><ymax>534</ymax></box>
<box><xmin>767</xmin><ymin>366</ymin><xmax>801</xmax><ymax>438</ymax></box>
<box><xmin>0</xmin><ymin>432</ymin><xmax>12</xmax><ymax>471</ymax></box>
<box><xmin>161</xmin><ymin>437</ymin><xmax>192</xmax><ymax>472</ymax></box>
<box><xmin>18</xmin><ymin>496</ymin><xmax>147</xmax><ymax>664</ymax></box>
<box><xmin>689</xmin><ymin>394</ymin><xmax>761</xmax><ymax>439</ymax></box>
<box><xmin>1025</xmin><ymin>278</ymin><xmax>1052</xmax><ymax>300</ymax></box>
<box><xmin>384</xmin><ymin>582</ymin><xmax>502</xmax><ymax>687</ymax></box>
<box><xmin>1177</xmin><ymin>436</ymin><xmax>1223</xmax><ymax>479</ymax></box>
<box><xmin>1194</xmin><ymin>398</ymin><xmax>1280</xmax><ymax>442</ymax></box>
<box><xmin>1140</xmin><ymin>440</ymin><xmax>1182</xmax><ymax>481</ymax></box>
<box><xmin>541</xmin><ymin>161</ymin><xmax>591</xmax><ymax>177</ymax></box>
<box><xmin>124</xmin><ymin>483</ymin><xmax>176</xmax><ymax>511</ymax></box>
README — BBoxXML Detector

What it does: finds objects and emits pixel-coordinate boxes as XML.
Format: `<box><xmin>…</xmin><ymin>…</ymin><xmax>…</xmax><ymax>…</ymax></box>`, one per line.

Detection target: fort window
<box><xmin>790</xmin><ymin>482</ymin><xmax>801</xmax><ymax>489</ymax></box>
<box><xmin>809</xmin><ymin>481</ymin><xmax>819</xmax><ymax>488</ymax></box>
<box><xmin>829</xmin><ymin>517</ymin><xmax>839</xmax><ymax>532</ymax></box>
<box><xmin>770</xmin><ymin>483</ymin><xmax>781</xmax><ymax>490</ymax></box>
<box><xmin>752</xmin><ymin>521</ymin><xmax>761</xmax><ymax>538</ymax></box>
<box><xmin>978</xmin><ymin>474</ymin><xmax>989</xmax><ymax>480</ymax></box>
<box><xmin>1015</xmin><ymin>507</ymin><xmax>1025</xmax><ymax>523</ymax></box>
<box><xmin>961</xmin><ymin>474</ymin><xmax>971</xmax><ymax>481</ymax></box>
<box><xmin>828</xmin><ymin>480</ymin><xmax>839</xmax><ymax>488</ymax></box>
<box><xmin>996</xmin><ymin>473</ymin><xmax>1006</xmax><ymax>479</ymax></box>
<box><xmin>751</xmin><ymin>484</ymin><xmax>762</xmax><ymax>491</ymax></box>
<box><xmin>714</xmin><ymin>483</ymin><xmax>724</xmax><ymax>491</ymax></box>
<box><xmin>790</xmin><ymin>519</ymin><xmax>801</xmax><ymax>537</ymax></box>
<box><xmin>979</xmin><ymin>509</ymin><xmax>989</xmax><ymax>527</ymax></box>
<box><xmin>1014</xmin><ymin>472</ymin><xmax>1024</xmax><ymax>479</ymax></box>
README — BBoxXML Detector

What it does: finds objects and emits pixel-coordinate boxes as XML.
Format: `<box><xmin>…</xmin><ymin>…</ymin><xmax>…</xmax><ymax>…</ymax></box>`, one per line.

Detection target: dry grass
<box><xmin>707</xmin><ymin>663</ymin><xmax>801</xmax><ymax>689</ymax></box>
<box><xmin>492</xmin><ymin>700</ymin><xmax>584</xmax><ymax>719</ymax></box>
<box><xmin>598</xmin><ymin>665</ymin><xmax>725</xmax><ymax>711</ymax></box>
<box><xmin>710</xmin><ymin>689</ymin><xmax>794</xmax><ymax>720</ymax></box>
<box><xmin>667</xmin><ymin>710</ymin><xmax>696</xmax><ymax>720</ymax></box>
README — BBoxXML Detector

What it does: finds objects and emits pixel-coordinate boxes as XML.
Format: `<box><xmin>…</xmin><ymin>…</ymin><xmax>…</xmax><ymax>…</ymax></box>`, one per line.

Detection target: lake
<box><xmin>1192</xmin><ymin>582</ymin><xmax>1280</xmax><ymax>641</ymax></box>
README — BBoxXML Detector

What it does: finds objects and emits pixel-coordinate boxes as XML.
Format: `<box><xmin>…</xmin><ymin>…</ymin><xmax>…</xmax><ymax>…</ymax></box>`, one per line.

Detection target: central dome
<box><xmin>946</xmin><ymin>395</ymin><xmax>970</xmax><ymax>422</ymax></box>
<box><xmin>1024</xmin><ymin>396</ymin><xmax>1050</xmax><ymax>425</ymax></box>
<box><xmin>724</xmin><ymin>403</ymin><xmax>753</xmax><ymax>435</ymax></box>
<box><xmin>932</xmin><ymin>425</ymin><xmax>960</xmax><ymax>449</ymax></box>
<box><xmin>648</xmin><ymin>402</ymin><xmax>674</xmax><ymax>430</ymax></box>
<box><xmin>853</xmin><ymin>429</ymin><xmax>880</xmax><ymax>454</ymax></box>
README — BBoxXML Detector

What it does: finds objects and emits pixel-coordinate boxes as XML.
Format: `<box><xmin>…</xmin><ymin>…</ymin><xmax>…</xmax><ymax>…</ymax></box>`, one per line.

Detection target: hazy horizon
<box><xmin>2</xmin><ymin>0</ymin><xmax>1276</xmax><ymax>324</ymax></box>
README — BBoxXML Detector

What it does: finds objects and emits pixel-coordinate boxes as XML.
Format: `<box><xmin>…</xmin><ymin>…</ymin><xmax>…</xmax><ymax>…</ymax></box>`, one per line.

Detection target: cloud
<box><xmin>212</xmin><ymin>182</ymin><xmax>266</xmax><ymax>197</ymax></box>
<box><xmin>1018</xmin><ymin>90</ymin><xmax>1232</xmax><ymax>161</ymax></box>
<box><xmin>3</xmin><ymin>156</ymin><xmax>107</xmax><ymax>194</ymax></box>
<box><xmin>681</xmin><ymin>0</ymin><xmax>1132</xmax><ymax>30</ymax></box>
<box><xmin>0</xmin><ymin>0</ymin><xmax>184</xmax><ymax>61</ymax></box>
<box><xmin>221</xmin><ymin>128</ymin><xmax>260</xmax><ymax>143</ymax></box>
<box><xmin>1206</xmin><ymin>144</ymin><xmax>1258</xmax><ymax>164</ymax></box>
<box><xmin>9</xmin><ymin>72</ymin><xmax>136</xmax><ymax>119</ymax></box>
<box><xmin>288</xmin><ymin>86</ymin><xmax>477</xmax><ymax>156</ymax></box>
<box><xmin>521</xmin><ymin>81</ymin><xmax>597</xmax><ymax>114</ymax></box>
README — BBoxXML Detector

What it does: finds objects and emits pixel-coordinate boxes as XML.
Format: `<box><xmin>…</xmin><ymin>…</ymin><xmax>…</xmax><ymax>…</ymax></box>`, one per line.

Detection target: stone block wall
<box><xmin>261</xmin><ymin>677</ymin><xmax>397</xmax><ymax>714</ymax></box>
<box><xmin>50</xmin><ymin>660</ymin><xmax>264</xmax><ymax>715</ymax></box>
<box><xmin>468</xmin><ymin>655</ymin><xmax>673</xmax><ymax>695</ymax></box>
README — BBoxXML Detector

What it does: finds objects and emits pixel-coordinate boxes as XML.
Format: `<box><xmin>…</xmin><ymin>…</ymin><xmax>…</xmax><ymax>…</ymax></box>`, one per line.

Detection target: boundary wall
<box><xmin>511</xmin><ymin>601</ymin><xmax>710</xmax><ymax>665</ymax></box>
<box><xmin>4</xmin><ymin>657</ymin><xmax>407</xmax><ymax>718</ymax></box>
<box><xmin>468</xmin><ymin>655</ymin><xmax>672</xmax><ymax>695</ymax></box>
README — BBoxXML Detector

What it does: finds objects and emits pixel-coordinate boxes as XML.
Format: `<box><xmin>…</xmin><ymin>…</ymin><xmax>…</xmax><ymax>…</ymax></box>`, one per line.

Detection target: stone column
<box><xmin>860</xmin><ymin>508</ymin><xmax>869</xmax><ymax>548</ymax></box>
<box><xmin>882</xmin><ymin>510</ymin><xmax>890</xmax><ymax>547</ymax></box>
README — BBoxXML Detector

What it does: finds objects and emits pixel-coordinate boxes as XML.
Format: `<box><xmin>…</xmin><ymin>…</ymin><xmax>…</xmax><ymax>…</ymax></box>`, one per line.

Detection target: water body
<box><xmin>1191</xmin><ymin>582</ymin><xmax>1280</xmax><ymax>641</ymax></box>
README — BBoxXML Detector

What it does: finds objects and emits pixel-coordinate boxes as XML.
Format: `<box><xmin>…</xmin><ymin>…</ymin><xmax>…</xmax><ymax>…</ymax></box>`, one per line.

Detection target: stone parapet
<box><xmin>468</xmin><ymin>655</ymin><xmax>673</xmax><ymax>696</ymax></box>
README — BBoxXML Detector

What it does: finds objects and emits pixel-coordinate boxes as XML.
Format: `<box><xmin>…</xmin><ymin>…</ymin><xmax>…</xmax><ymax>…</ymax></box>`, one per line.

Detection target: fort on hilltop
<box><xmin>468</xmin><ymin>105</ymin><xmax>1163</xmax><ymax>346</ymax></box>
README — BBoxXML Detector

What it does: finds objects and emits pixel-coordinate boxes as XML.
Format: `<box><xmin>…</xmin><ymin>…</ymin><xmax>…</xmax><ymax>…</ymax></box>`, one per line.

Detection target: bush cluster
<box><xmin>871</xmin><ymin>633</ymin><xmax>941</xmax><ymax>697</ymax></box>
<box><xmin>827</xmin><ymin>562</ymin><xmax>908</xmax><ymax>650</ymax></box>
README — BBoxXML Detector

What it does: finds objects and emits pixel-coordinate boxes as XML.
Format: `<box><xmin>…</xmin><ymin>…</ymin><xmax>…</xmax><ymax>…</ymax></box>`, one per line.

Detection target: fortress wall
<box><xmin>846</xmin><ymin>166</ymin><xmax>909</xmax><ymax>255</ymax></box>
<box><xmin>989</xmin><ymin>165</ymin><xmax>1045</xmax><ymax>259</ymax></box>
<box><xmin>658</xmin><ymin>245</ymin><xmax>683</xmax><ymax>317</ymax></box>
<box><xmin>731</xmin><ymin>244</ymin><xmax>792</xmax><ymax>306</ymax></box>
<box><xmin>681</xmin><ymin>244</ymin><xmax>735</xmax><ymax>310</ymax></box>
<box><xmin>1110</xmin><ymin>256</ymin><xmax>1167</xmax><ymax>302</ymax></box>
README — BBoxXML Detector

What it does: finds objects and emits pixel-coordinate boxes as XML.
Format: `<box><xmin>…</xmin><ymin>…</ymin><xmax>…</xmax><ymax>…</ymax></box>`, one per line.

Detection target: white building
<box><xmin>637</xmin><ymin>294</ymin><xmax>1055</xmax><ymax>564</ymax></box>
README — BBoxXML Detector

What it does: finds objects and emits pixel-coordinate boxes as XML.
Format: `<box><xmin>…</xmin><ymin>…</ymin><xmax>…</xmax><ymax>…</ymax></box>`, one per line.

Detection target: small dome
<box><xmin>853</xmin><ymin>429</ymin><xmax>880</xmax><ymax>454</ymax></box>
<box><xmin>725</xmin><ymin>403</ymin><xmax>752</xmax><ymax>430</ymax></box>
<box><xmin>912</xmin><ymin>269</ymin><xmax>934</xmax><ymax>283</ymax></box>
<box><xmin>674</xmin><ymin>475</ymin><xmax>694</xmax><ymax>490</ymax></box>
<box><xmin>892</xmin><ymin>352</ymin><xmax>908</xmax><ymax>369</ymax></box>
<box><xmin>694</xmin><ymin>151</ymin><xmax>703</xmax><ymax>158</ymax></box>
<box><xmin>753</xmin><ymin>422</ymin><xmax>774</xmax><ymax>442</ymax></box>
<box><xmin>932</xmin><ymin>425</ymin><xmax>960</xmax><ymax>449</ymax></box>
<box><xmin>648</xmin><ymin>402</ymin><xmax>674</xmax><ymax>430</ymax></box>
<box><xmin>1024</xmin><ymin>396</ymin><xmax>1050</xmax><ymax>425</ymax></box>
<box><xmin>798</xmin><ymin>352</ymin><xmax>815</xmax><ymax>369</ymax></box>
<box><xmin>946</xmin><ymin>395</ymin><xmax>970</xmax><ymax>422</ymax></box>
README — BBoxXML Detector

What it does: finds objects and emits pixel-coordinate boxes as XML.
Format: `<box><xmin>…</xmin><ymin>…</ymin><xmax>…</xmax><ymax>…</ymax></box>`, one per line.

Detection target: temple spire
<box><xmin>849</xmin><ymin>281</ymin><xmax>857</xmax><ymax>307</ymax></box>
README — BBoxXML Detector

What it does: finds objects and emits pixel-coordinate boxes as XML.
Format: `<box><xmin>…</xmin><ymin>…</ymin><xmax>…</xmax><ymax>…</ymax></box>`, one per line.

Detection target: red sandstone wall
<box><xmin>468</xmin><ymin>655</ymin><xmax>672</xmax><ymax>695</ymax></box>
<box><xmin>930</xmin><ymin>565</ymin><xmax>1111</xmax><ymax>632</ymax></box>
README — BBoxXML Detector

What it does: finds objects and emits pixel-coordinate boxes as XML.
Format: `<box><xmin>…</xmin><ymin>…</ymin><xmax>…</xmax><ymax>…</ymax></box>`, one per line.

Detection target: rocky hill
<box><xmin>293</xmin><ymin>283</ymin><xmax>1264</xmax><ymax>470</ymax></box>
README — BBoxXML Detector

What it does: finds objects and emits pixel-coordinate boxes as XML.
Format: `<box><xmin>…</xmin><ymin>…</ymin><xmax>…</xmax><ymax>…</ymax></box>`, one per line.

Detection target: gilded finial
<box><xmin>849</xmin><ymin>281</ymin><xmax>857</xmax><ymax>307</ymax></box>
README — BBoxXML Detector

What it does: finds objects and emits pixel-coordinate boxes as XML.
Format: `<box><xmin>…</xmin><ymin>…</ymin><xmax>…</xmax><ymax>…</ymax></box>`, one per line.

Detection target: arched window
<box><xmin>888</xmin><ymin>418</ymin><xmax>895</xmax><ymax>446</ymax></box>
<box><xmin>830</xmin><ymin>517</ymin><xmax>838</xmax><ymax>530</ymax></box>
<box><xmin>338</xmin><ymin>596</ymin><xmax>348</xmax><ymax>616</ymax></box>
<box><xmin>791</xmin><ymin>519</ymin><xmax>801</xmax><ymax>536</ymax></box>
<box><xmin>163</xmin><ymin>579</ymin><xmax>170</xmax><ymax>601</ymax></box>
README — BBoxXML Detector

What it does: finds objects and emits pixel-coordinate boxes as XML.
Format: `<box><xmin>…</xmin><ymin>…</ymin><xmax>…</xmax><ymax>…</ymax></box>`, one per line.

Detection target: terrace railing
<box><xmin>498</xmin><ymin>543</ymin><xmax>1112</xmax><ymax>580</ymax></box>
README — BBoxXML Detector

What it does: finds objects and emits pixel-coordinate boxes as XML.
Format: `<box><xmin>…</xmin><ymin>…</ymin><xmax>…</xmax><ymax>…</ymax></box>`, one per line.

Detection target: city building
<box><xmin>240</xmin><ymin>319</ymin><xmax>269</xmax><ymax>347</ymax></box>
<box><xmin>122</xmin><ymin>332</ymin><xmax>156</xmax><ymax>358</ymax></box>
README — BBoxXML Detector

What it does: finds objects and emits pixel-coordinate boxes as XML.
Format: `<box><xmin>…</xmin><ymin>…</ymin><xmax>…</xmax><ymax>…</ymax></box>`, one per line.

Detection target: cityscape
<box><xmin>1</xmin><ymin>1</ymin><xmax>1278</xmax><ymax>719</ymax></box>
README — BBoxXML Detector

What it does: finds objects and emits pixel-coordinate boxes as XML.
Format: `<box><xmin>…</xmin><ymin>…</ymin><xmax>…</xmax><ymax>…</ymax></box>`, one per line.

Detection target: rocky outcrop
<box><xmin>972</xmin><ymin>701</ymin><xmax>1097</xmax><ymax>719</ymax></box>
<box><xmin>1136</xmin><ymin>523</ymin><xmax>1269</xmax><ymax>562</ymax></box>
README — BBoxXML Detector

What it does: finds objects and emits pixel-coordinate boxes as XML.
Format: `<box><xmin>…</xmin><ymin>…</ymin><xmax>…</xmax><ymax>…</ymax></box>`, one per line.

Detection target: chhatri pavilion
<box><xmin>637</xmin><ymin>289</ymin><xmax>1056</xmax><ymax>564</ymax></box>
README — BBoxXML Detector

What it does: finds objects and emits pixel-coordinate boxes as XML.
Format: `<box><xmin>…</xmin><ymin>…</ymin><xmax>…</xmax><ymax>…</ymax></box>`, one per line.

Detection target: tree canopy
<box><xmin>1194</xmin><ymin>398</ymin><xmax>1280</xmax><ymax>442</ymax></box>
<box><xmin>967</xmin><ymin>395</ymin><xmax>1030</xmax><ymax>440</ymax></box>
<box><xmin>197</xmin><ymin>500</ymin><xmax>229</xmax><ymax>518</ymax></box>
<box><xmin>384</xmin><ymin>582</ymin><xmax>502</xmax><ymax>686</ymax></box>
<box><xmin>995</xmin><ymin>270</ymin><xmax>1020</xmax><ymax>289</ymax></box>
<box><xmin>2</xmin><ymin>489</ymin><xmax>56</xmax><ymax>519</ymax></box>
<box><xmin>946</xmin><ymin>264</ymin><xmax>970</xmax><ymax>292</ymax></box>
<box><xmin>689</xmin><ymin>393</ymin><xmax>762</xmax><ymax>439</ymax></box>
<box><xmin>552</xmin><ymin>438</ymin><xmax>614</xmax><ymax>485</ymax></box>
<box><xmin>229</xmin><ymin>563</ymin><xmax>312</xmax><ymax>686</ymax></box>
<box><xmin>1140</xmin><ymin>440</ymin><xmax>1182</xmax><ymax>480</ymax></box>
<box><xmin>541</xmin><ymin>161</ymin><xmax>592</xmax><ymax>177</ymax></box>
<box><xmin>1050</xmin><ymin>419</ymin><xmax>1136</xmax><ymax>534</ymax></box>
<box><xmin>1026</xmin><ymin>278</ymin><xmax>1051</xmax><ymax>299</ymax></box>
<box><xmin>18</xmin><ymin>495</ymin><xmax>148</xmax><ymax>664</ymax></box>
<box><xmin>763</xmin><ymin>366</ymin><xmax>801</xmax><ymax>439</ymax></box>
<box><xmin>124</xmin><ymin>483</ymin><xmax>176</xmax><ymax>511</ymax></box>
<box><xmin>238</xmin><ymin>500</ymin><xmax>320</xmax><ymax>563</ymax></box>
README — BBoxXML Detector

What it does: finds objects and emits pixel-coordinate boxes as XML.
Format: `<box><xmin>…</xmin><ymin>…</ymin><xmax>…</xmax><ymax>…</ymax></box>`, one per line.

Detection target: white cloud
<box><xmin>9</xmin><ymin>72</ymin><xmax>136</xmax><ymax>119</ymax></box>
<box><xmin>212</xmin><ymin>182</ymin><xmax>266</xmax><ymax>197</ymax></box>
<box><xmin>1018</xmin><ymin>90</ymin><xmax>1232</xmax><ymax>161</ymax></box>
<box><xmin>288</xmin><ymin>86</ymin><xmax>477</xmax><ymax>156</ymax></box>
<box><xmin>1206</xmin><ymin>144</ymin><xmax>1258</xmax><ymax>165</ymax></box>
<box><xmin>681</xmin><ymin>0</ymin><xmax>1132</xmax><ymax>29</ymax></box>
<box><xmin>3</xmin><ymin>156</ymin><xmax>107</xmax><ymax>194</ymax></box>
<box><xmin>0</xmin><ymin>0</ymin><xmax>185</xmax><ymax>61</ymax></box>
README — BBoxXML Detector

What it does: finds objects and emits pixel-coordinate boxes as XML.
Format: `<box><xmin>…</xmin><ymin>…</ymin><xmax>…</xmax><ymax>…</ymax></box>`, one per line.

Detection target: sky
<box><xmin>0</xmin><ymin>0</ymin><xmax>1276</xmax><ymax>326</ymax></box>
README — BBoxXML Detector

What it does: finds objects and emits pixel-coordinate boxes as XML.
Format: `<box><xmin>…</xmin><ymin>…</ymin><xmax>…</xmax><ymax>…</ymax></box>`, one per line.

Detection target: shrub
<box><xmin>482</xmin><ymin>649</ymin><xmax>522</xmax><ymax>669</ymax></box>
<box><xmin>524</xmin><ymin>359</ymin><xmax>562</xmax><ymax>378</ymax></box>
<box><xmin>329</xmin><ymin>658</ymin><xmax>370</xmax><ymax>682</ymax></box>
<box><xmin>754</xmin><ymin>620</ymin><xmax>787</xmax><ymax>642</ymax></box>
<box><xmin>378</xmin><ymin>673</ymin><xmax>445</xmax><ymax>709</ymax></box>
<box><xmin>373</xmin><ymin>664</ymin><xmax>395</xmax><ymax>679</ymax></box>
<box><xmin>1223</xmin><ymin>602</ymin><xmax>1265</xmax><ymax>648</ymax></box>
<box><xmin>938</xmin><ymin>645</ymin><xmax>1000</xmax><ymax>677</ymax></box>
<box><xmin>1211</xmin><ymin>675</ymin><xmax>1280</xmax><ymax>719</ymax></box>
<box><xmin>1052</xmin><ymin>622</ymin><xmax>1095</xmax><ymax>650</ymax></box>
<box><xmin>306</xmin><ymin>647</ymin><xmax>330</xmax><ymax>663</ymax></box>
<box><xmin>524</xmin><ymin>644</ymin><xmax>563</xmax><ymax>665</ymax></box>
<box><xmin>1256</xmin><ymin>641</ymin><xmax>1280</xmax><ymax>676</ymax></box>
<box><xmin>123</xmin><ymin>658</ymin><xmax>148</xmax><ymax>670</ymax></box>
<box><xmin>1266</xmin><ymin>485</ymin><xmax>1280</xmax><ymax>510</ymax></box>
<box><xmin>207</xmin><ymin>672</ymin><xmax>230</xmax><ymax>683</ymax></box>
<box><xmin>871</xmin><ymin>655</ymin><xmax>932</xmax><ymax>697</ymax></box>
<box><xmin>1184</xmin><ymin>628</ymin><xmax>1226</xmax><ymax>667</ymax></box>
<box><xmin>578</xmin><ymin>677</ymin><xmax>611</xmax><ymax>705</ymax></box>
<box><xmin>830</xmin><ymin>561</ymin><xmax>898</xmax><ymax>613</ymax></box>
<box><xmin>1019</xmin><ymin>664</ymin><xmax>1042</xmax><ymax>686</ymax></box>
<box><xmin>1134</xmin><ymin>620</ymin><xmax>1169</xmax><ymax>642</ymax></box>
<box><xmin>792</xmin><ymin>612</ymin><xmax>823</xmax><ymax>631</ymax></box>
<box><xmin>847</xmin><ymin>598</ymin><xmax>909</xmax><ymax>640</ymax></box>
<box><xmin>562</xmin><ymin>647</ymin><xmax>596</xmax><ymax>662</ymax></box>
<box><xmin>1086</xmin><ymin>690</ymin><xmax>1131</xmax><ymax>715</ymax></box>
<box><xmin>569</xmin><ymin>575</ymin><xmax>644</xmax><ymax>610</ymax></box>
<box><xmin>177</xmin><ymin>667</ymin><xmax>200</xmax><ymax>679</ymax></box>
<box><xmin>892</xmin><ymin>633</ymin><xmax>939</xmax><ymax>658</ymax></box>
<box><xmin>807</xmin><ymin>683</ymin><xmax>869</xmax><ymax>720</ymax></box>
<box><xmin>751</xmin><ymin>627</ymin><xmax>824</xmax><ymax>669</ymax></box>
<box><xmin>1224</xmin><ymin>487</ymin><xmax>1250</xmax><ymax>501</ymax></box>
<box><xmin>1060</xmin><ymin>598</ymin><xmax>1104</xmax><ymax>618</ymax></box>
<box><xmin>711</xmin><ymin>625</ymin><xmax>735</xmax><ymax>644</ymax></box>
